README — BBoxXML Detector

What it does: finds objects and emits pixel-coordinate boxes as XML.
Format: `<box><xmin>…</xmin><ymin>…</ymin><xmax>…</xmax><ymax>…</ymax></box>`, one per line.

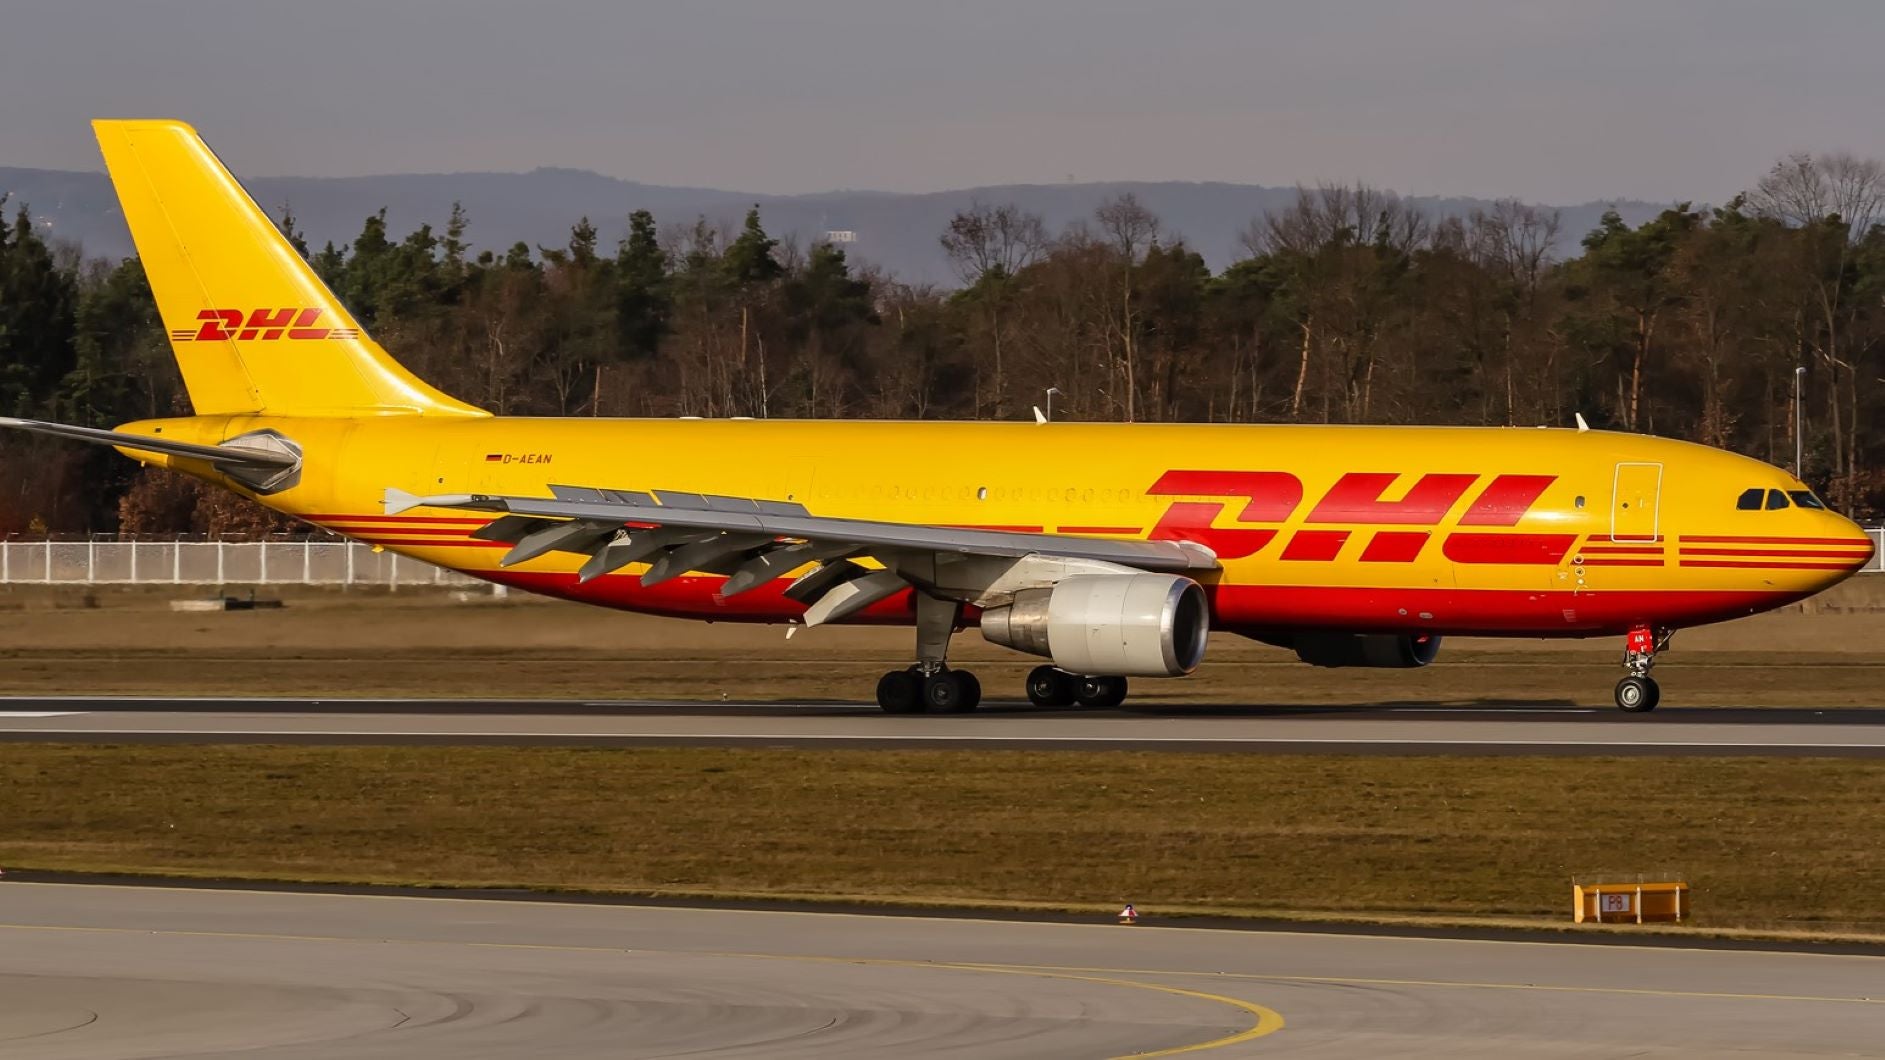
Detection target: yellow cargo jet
<box><xmin>5</xmin><ymin>120</ymin><xmax>1874</xmax><ymax>713</ymax></box>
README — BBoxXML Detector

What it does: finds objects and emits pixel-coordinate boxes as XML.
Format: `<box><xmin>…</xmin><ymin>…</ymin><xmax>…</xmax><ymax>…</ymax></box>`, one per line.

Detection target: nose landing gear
<box><xmin>1614</xmin><ymin>625</ymin><xmax>1671</xmax><ymax>712</ymax></box>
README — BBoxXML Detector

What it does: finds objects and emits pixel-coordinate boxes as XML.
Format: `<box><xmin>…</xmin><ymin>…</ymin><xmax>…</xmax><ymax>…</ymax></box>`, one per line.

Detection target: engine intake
<box><xmin>1293</xmin><ymin>633</ymin><xmax>1442</xmax><ymax>669</ymax></box>
<box><xmin>980</xmin><ymin>574</ymin><xmax>1209</xmax><ymax>677</ymax></box>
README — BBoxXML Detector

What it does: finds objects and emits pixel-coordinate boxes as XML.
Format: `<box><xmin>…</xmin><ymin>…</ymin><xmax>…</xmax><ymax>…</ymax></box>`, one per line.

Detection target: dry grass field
<box><xmin>5</xmin><ymin>744</ymin><xmax>1883</xmax><ymax>937</ymax></box>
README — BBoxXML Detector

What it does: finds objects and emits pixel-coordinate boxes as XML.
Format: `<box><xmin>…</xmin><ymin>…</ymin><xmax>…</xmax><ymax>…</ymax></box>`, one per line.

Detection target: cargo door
<box><xmin>1611</xmin><ymin>462</ymin><xmax>1662</xmax><ymax>542</ymax></box>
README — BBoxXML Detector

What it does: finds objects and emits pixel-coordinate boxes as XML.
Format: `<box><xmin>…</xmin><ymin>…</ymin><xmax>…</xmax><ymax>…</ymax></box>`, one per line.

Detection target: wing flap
<box><xmin>381</xmin><ymin>483</ymin><xmax>1217</xmax><ymax>624</ymax></box>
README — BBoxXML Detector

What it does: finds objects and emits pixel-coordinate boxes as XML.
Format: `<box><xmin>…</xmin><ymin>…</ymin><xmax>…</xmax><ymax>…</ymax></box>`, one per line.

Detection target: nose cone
<box><xmin>1820</xmin><ymin>515</ymin><xmax>1878</xmax><ymax>587</ymax></box>
<box><xmin>1848</xmin><ymin>520</ymin><xmax>1878</xmax><ymax>568</ymax></box>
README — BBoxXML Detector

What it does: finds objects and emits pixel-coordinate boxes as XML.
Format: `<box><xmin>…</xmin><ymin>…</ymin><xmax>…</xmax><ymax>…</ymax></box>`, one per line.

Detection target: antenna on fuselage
<box><xmin>1574</xmin><ymin>412</ymin><xmax>1591</xmax><ymax>433</ymax></box>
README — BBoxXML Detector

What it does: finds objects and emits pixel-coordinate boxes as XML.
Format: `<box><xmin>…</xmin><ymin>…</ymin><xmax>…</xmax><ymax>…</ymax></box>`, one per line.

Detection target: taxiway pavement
<box><xmin>1</xmin><ymin>697</ymin><xmax>1884</xmax><ymax>755</ymax></box>
<box><xmin>1</xmin><ymin>882</ymin><xmax>1880</xmax><ymax>1058</ymax></box>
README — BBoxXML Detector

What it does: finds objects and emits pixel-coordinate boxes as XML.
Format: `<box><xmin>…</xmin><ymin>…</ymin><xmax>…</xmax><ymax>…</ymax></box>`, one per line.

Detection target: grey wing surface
<box><xmin>384</xmin><ymin>484</ymin><xmax>1217</xmax><ymax>625</ymax></box>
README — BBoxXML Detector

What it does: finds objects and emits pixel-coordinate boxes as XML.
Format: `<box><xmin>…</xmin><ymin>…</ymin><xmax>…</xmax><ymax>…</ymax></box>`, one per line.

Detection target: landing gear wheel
<box><xmin>876</xmin><ymin>670</ymin><xmax>922</xmax><ymax>714</ymax></box>
<box><xmin>1076</xmin><ymin>675</ymin><xmax>1129</xmax><ymax>709</ymax></box>
<box><xmin>1025</xmin><ymin>665</ymin><xmax>1079</xmax><ymax>708</ymax></box>
<box><xmin>924</xmin><ymin>670</ymin><xmax>981</xmax><ymax>713</ymax></box>
<box><xmin>1614</xmin><ymin>676</ymin><xmax>1659</xmax><ymax>713</ymax></box>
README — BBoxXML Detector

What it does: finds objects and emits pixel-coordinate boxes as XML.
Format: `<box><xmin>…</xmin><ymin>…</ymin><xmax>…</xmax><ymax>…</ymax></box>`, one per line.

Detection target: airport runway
<box><xmin>2</xmin><ymin>697</ymin><xmax>1885</xmax><ymax>756</ymax></box>
<box><xmin>2</xmin><ymin>882</ymin><xmax>1881</xmax><ymax>1058</ymax></box>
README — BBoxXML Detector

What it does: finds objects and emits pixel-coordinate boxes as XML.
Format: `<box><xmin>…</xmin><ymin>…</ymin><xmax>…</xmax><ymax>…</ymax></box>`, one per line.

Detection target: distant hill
<box><xmin>0</xmin><ymin>165</ymin><xmax>1671</xmax><ymax>285</ymax></box>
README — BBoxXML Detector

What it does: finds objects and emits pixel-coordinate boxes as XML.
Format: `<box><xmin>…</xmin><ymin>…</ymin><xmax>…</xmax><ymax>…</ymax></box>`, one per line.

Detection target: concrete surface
<box><xmin>1</xmin><ymin>883</ymin><xmax>1882</xmax><ymax>1057</ymax></box>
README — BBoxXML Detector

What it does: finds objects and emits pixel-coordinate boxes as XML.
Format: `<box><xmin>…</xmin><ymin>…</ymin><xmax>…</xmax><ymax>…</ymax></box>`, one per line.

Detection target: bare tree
<box><xmin>940</xmin><ymin>202</ymin><xmax>1048</xmax><ymax>283</ymax></box>
<box><xmin>940</xmin><ymin>202</ymin><xmax>1047</xmax><ymax>415</ymax></box>
<box><xmin>1253</xmin><ymin>182</ymin><xmax>1430</xmax><ymax>259</ymax></box>
<box><xmin>1748</xmin><ymin>153</ymin><xmax>1885</xmax><ymax>242</ymax></box>
<box><xmin>1095</xmin><ymin>193</ymin><xmax>1161</xmax><ymax>420</ymax></box>
<box><xmin>1746</xmin><ymin>152</ymin><xmax>1885</xmax><ymax>500</ymax></box>
<box><xmin>1245</xmin><ymin>184</ymin><xmax>1433</xmax><ymax>420</ymax></box>
<box><xmin>1466</xmin><ymin>200</ymin><xmax>1562</xmax><ymax>421</ymax></box>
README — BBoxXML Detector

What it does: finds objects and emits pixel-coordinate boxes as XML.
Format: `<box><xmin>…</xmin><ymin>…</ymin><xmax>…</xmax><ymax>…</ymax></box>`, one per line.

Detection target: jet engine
<box><xmin>979</xmin><ymin>573</ymin><xmax>1209</xmax><ymax>677</ymax></box>
<box><xmin>1292</xmin><ymin>633</ymin><xmax>1443</xmax><ymax>669</ymax></box>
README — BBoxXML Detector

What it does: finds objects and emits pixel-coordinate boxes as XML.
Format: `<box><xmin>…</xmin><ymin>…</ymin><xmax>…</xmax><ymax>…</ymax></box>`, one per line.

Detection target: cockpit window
<box><xmin>1766</xmin><ymin>489</ymin><xmax>1790</xmax><ymax>510</ymax></box>
<box><xmin>1736</xmin><ymin>488</ymin><xmax>1764</xmax><ymax>510</ymax></box>
<box><xmin>1789</xmin><ymin>490</ymin><xmax>1826</xmax><ymax>510</ymax></box>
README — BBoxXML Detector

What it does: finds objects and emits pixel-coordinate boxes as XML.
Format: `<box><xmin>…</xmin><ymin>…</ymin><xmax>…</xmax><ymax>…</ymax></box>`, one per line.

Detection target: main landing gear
<box><xmin>1025</xmin><ymin>665</ymin><xmax>1128</xmax><ymax>709</ymax></box>
<box><xmin>871</xmin><ymin>592</ymin><xmax>1133</xmax><ymax>713</ymax></box>
<box><xmin>876</xmin><ymin>592</ymin><xmax>984</xmax><ymax>714</ymax></box>
<box><xmin>1614</xmin><ymin>624</ymin><xmax>1672</xmax><ymax>713</ymax></box>
<box><xmin>875</xmin><ymin>666</ymin><xmax>980</xmax><ymax>714</ymax></box>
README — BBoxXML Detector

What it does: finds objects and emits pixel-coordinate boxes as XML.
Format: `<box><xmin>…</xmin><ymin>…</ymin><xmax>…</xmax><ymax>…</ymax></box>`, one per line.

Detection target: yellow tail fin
<box><xmin>93</xmin><ymin>119</ymin><xmax>485</xmax><ymax>418</ymax></box>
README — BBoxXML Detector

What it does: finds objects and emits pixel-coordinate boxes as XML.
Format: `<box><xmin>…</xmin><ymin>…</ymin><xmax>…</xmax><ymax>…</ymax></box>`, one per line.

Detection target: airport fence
<box><xmin>0</xmin><ymin>529</ymin><xmax>1879</xmax><ymax>586</ymax></box>
<box><xmin>0</xmin><ymin>537</ymin><xmax>480</xmax><ymax>587</ymax></box>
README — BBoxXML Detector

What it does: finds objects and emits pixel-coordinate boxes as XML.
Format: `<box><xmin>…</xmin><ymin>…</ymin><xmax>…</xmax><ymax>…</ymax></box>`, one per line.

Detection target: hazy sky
<box><xmin>4</xmin><ymin>0</ymin><xmax>1880</xmax><ymax>203</ymax></box>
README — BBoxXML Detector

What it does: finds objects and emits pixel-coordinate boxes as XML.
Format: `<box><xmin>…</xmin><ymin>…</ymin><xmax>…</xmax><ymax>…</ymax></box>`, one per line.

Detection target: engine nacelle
<box><xmin>979</xmin><ymin>574</ymin><xmax>1209</xmax><ymax>677</ymax></box>
<box><xmin>1293</xmin><ymin>633</ymin><xmax>1443</xmax><ymax>669</ymax></box>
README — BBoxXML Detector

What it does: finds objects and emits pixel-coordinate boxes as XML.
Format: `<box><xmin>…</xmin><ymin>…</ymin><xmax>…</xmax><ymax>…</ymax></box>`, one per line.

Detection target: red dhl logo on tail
<box><xmin>1148</xmin><ymin>470</ymin><xmax>1575</xmax><ymax>565</ymax></box>
<box><xmin>170</xmin><ymin>308</ymin><xmax>362</xmax><ymax>343</ymax></box>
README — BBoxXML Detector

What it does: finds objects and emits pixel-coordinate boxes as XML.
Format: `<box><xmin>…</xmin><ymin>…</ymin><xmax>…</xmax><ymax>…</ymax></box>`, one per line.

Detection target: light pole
<box><xmin>1794</xmin><ymin>366</ymin><xmax>1806</xmax><ymax>479</ymax></box>
<box><xmin>1044</xmin><ymin>387</ymin><xmax>1062</xmax><ymax>423</ymax></box>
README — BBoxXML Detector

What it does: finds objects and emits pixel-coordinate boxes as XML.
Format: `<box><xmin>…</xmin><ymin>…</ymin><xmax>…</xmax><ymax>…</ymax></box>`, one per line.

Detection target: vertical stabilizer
<box><xmin>92</xmin><ymin>119</ymin><xmax>485</xmax><ymax>418</ymax></box>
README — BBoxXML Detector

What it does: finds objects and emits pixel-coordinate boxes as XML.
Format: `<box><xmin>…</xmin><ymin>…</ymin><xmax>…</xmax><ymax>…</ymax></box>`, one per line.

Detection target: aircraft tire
<box><xmin>1025</xmin><ymin>665</ymin><xmax>1079</xmax><ymax>707</ymax></box>
<box><xmin>1615</xmin><ymin>675</ymin><xmax>1659</xmax><ymax>713</ymax></box>
<box><xmin>877</xmin><ymin>670</ymin><xmax>923</xmax><ymax>713</ymax></box>
<box><xmin>1076</xmin><ymin>675</ymin><xmax>1129</xmax><ymax>709</ymax></box>
<box><xmin>924</xmin><ymin>670</ymin><xmax>980</xmax><ymax>713</ymax></box>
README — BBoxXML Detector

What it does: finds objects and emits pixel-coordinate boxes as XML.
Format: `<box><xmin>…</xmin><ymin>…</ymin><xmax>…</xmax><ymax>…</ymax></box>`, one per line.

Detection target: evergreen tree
<box><xmin>723</xmin><ymin>207</ymin><xmax>782</xmax><ymax>286</ymax></box>
<box><xmin>0</xmin><ymin>205</ymin><xmax>79</xmax><ymax>417</ymax></box>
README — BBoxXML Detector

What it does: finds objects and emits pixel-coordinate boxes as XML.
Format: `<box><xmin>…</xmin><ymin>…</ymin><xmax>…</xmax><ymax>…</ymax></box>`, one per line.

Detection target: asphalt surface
<box><xmin>2</xmin><ymin>697</ymin><xmax>1885</xmax><ymax>756</ymax></box>
<box><xmin>3</xmin><ymin>882</ymin><xmax>1881</xmax><ymax>1058</ymax></box>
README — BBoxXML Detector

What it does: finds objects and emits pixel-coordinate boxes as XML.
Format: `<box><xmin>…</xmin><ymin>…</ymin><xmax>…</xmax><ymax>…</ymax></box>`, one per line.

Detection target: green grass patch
<box><xmin>4</xmin><ymin>745</ymin><xmax>1882</xmax><ymax>934</ymax></box>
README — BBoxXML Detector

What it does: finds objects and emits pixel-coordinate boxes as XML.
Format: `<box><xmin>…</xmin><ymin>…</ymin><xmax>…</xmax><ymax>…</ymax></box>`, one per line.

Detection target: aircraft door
<box><xmin>1611</xmin><ymin>462</ymin><xmax>1662</xmax><ymax>542</ymax></box>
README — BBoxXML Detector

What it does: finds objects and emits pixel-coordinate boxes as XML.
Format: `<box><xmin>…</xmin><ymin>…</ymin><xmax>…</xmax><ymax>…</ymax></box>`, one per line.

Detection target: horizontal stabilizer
<box><xmin>0</xmin><ymin>417</ymin><xmax>298</xmax><ymax>468</ymax></box>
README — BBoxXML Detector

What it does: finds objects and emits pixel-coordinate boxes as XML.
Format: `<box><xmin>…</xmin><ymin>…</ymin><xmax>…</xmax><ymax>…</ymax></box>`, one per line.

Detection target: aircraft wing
<box><xmin>384</xmin><ymin>484</ymin><xmax>1217</xmax><ymax>626</ymax></box>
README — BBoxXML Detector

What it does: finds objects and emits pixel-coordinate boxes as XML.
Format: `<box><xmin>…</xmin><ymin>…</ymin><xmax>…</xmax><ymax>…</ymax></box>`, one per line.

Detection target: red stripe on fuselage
<box><xmin>477</xmin><ymin>568</ymin><xmax>1811</xmax><ymax>638</ymax></box>
<box><xmin>1680</xmin><ymin>559</ymin><xmax>1864</xmax><ymax>570</ymax></box>
<box><xmin>306</xmin><ymin>514</ymin><xmax>492</xmax><ymax>525</ymax></box>
<box><xmin>1679</xmin><ymin>536</ymin><xmax>1866</xmax><ymax>545</ymax></box>
<box><xmin>1679</xmin><ymin>547</ymin><xmax>1874</xmax><ymax>559</ymax></box>
<box><xmin>1579</xmin><ymin>545</ymin><xmax>1666</xmax><ymax>555</ymax></box>
<box><xmin>355</xmin><ymin>537</ymin><xmax>509</xmax><ymax>549</ymax></box>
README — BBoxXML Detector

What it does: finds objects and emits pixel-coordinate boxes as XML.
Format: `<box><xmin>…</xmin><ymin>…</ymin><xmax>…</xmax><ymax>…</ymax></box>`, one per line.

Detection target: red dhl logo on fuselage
<box><xmin>1147</xmin><ymin>469</ymin><xmax>1573</xmax><ymax>565</ymax></box>
<box><xmin>170</xmin><ymin>308</ymin><xmax>362</xmax><ymax>343</ymax></box>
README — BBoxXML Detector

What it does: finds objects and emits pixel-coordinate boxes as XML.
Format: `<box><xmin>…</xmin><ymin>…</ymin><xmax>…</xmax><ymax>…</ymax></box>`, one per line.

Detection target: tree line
<box><xmin>2</xmin><ymin>150</ymin><xmax>1884</xmax><ymax>536</ymax></box>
